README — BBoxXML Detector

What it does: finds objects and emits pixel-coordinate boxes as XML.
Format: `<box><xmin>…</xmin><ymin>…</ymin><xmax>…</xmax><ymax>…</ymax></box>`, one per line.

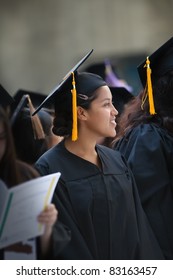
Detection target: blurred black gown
<box><xmin>114</xmin><ymin>123</ymin><xmax>173</xmax><ymax>259</ymax></box>
<box><xmin>35</xmin><ymin>139</ymin><xmax>164</xmax><ymax>260</ymax></box>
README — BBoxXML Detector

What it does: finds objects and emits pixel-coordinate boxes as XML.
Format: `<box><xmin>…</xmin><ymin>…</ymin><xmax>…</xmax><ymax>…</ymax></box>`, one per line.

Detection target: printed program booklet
<box><xmin>0</xmin><ymin>172</ymin><xmax>61</xmax><ymax>250</ymax></box>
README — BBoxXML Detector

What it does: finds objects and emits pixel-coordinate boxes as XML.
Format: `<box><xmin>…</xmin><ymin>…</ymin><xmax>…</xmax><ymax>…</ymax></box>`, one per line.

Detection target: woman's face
<box><xmin>83</xmin><ymin>85</ymin><xmax>118</xmax><ymax>139</ymax></box>
<box><xmin>0</xmin><ymin>121</ymin><xmax>6</xmax><ymax>161</ymax></box>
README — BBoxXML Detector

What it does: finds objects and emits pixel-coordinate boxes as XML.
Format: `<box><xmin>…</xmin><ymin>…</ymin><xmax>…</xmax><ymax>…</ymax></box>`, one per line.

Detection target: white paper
<box><xmin>0</xmin><ymin>172</ymin><xmax>61</xmax><ymax>249</ymax></box>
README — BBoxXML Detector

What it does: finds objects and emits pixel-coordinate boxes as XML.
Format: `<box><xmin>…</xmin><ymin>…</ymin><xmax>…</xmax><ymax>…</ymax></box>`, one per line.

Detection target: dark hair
<box><xmin>0</xmin><ymin>106</ymin><xmax>21</xmax><ymax>186</ymax></box>
<box><xmin>52</xmin><ymin>89</ymin><xmax>99</xmax><ymax>137</ymax></box>
<box><xmin>112</xmin><ymin>71</ymin><xmax>173</xmax><ymax>145</ymax></box>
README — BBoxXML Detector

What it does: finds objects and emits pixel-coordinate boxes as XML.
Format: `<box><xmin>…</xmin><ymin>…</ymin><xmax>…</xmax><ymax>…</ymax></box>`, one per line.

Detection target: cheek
<box><xmin>90</xmin><ymin>111</ymin><xmax>109</xmax><ymax>128</ymax></box>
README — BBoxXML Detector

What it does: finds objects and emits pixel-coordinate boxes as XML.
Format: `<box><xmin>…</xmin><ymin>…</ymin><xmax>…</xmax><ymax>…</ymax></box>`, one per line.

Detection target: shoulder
<box><xmin>127</xmin><ymin>123</ymin><xmax>169</xmax><ymax>137</ymax></box>
<box><xmin>115</xmin><ymin>123</ymin><xmax>173</xmax><ymax>157</ymax></box>
<box><xmin>37</xmin><ymin>142</ymin><xmax>63</xmax><ymax>163</ymax></box>
<box><xmin>118</xmin><ymin>123</ymin><xmax>172</xmax><ymax>146</ymax></box>
<box><xmin>35</xmin><ymin>142</ymin><xmax>64</xmax><ymax>175</ymax></box>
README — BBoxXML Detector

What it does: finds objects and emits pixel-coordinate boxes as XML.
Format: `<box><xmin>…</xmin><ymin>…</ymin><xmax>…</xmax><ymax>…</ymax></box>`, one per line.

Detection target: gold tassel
<box><xmin>27</xmin><ymin>95</ymin><xmax>45</xmax><ymax>139</ymax></box>
<box><xmin>71</xmin><ymin>72</ymin><xmax>78</xmax><ymax>141</ymax></box>
<box><xmin>145</xmin><ymin>57</ymin><xmax>156</xmax><ymax>115</ymax></box>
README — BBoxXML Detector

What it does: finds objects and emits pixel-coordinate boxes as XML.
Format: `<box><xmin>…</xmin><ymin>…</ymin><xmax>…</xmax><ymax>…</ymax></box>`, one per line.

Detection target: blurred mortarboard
<box><xmin>109</xmin><ymin>87</ymin><xmax>134</xmax><ymax>114</ymax></box>
<box><xmin>10</xmin><ymin>93</ymin><xmax>45</xmax><ymax>140</ymax></box>
<box><xmin>84</xmin><ymin>62</ymin><xmax>107</xmax><ymax>80</ymax></box>
<box><xmin>85</xmin><ymin>59</ymin><xmax>133</xmax><ymax>92</ymax></box>
<box><xmin>11</xmin><ymin>89</ymin><xmax>53</xmax><ymax>114</ymax></box>
<box><xmin>0</xmin><ymin>84</ymin><xmax>14</xmax><ymax>109</ymax></box>
<box><xmin>32</xmin><ymin>49</ymin><xmax>93</xmax><ymax>116</ymax></box>
<box><xmin>137</xmin><ymin>37</ymin><xmax>173</xmax><ymax>114</ymax></box>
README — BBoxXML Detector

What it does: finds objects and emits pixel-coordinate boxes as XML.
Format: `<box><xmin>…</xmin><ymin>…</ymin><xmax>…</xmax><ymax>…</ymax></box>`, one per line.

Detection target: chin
<box><xmin>110</xmin><ymin>130</ymin><xmax>116</xmax><ymax>138</ymax></box>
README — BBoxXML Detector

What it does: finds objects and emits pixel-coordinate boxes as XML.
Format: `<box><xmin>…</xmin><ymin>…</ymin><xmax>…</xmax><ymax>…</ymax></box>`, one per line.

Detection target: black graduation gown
<box><xmin>114</xmin><ymin>123</ymin><xmax>173</xmax><ymax>259</ymax></box>
<box><xmin>35</xmin><ymin>140</ymin><xmax>164</xmax><ymax>260</ymax></box>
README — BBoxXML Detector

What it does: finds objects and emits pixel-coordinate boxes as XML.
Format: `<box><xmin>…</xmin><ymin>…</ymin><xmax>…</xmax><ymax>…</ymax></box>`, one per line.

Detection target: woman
<box><xmin>112</xmin><ymin>37</ymin><xmax>173</xmax><ymax>259</ymax></box>
<box><xmin>34</xmin><ymin>68</ymin><xmax>164</xmax><ymax>259</ymax></box>
<box><xmin>0</xmin><ymin>106</ymin><xmax>70</xmax><ymax>259</ymax></box>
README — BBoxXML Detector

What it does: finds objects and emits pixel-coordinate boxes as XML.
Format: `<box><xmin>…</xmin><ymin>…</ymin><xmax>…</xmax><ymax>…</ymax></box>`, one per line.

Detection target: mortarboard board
<box><xmin>137</xmin><ymin>37</ymin><xmax>173</xmax><ymax>114</ymax></box>
<box><xmin>32</xmin><ymin>49</ymin><xmax>93</xmax><ymax>116</ymax></box>
<box><xmin>109</xmin><ymin>87</ymin><xmax>134</xmax><ymax>115</ymax></box>
<box><xmin>0</xmin><ymin>84</ymin><xmax>14</xmax><ymax>109</ymax></box>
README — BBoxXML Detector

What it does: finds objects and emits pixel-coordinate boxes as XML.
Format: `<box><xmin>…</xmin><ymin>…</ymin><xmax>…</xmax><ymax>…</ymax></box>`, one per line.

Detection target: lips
<box><xmin>110</xmin><ymin>117</ymin><xmax>116</xmax><ymax>123</ymax></box>
<box><xmin>110</xmin><ymin>119</ymin><xmax>117</xmax><ymax>127</ymax></box>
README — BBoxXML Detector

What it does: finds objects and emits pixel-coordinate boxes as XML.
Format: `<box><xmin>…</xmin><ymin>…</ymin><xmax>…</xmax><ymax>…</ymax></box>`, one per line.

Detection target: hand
<box><xmin>38</xmin><ymin>204</ymin><xmax>58</xmax><ymax>256</ymax></box>
<box><xmin>37</xmin><ymin>203</ymin><xmax>58</xmax><ymax>228</ymax></box>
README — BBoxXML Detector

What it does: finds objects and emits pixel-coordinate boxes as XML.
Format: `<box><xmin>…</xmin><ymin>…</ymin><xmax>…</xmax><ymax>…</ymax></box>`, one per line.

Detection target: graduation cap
<box><xmin>85</xmin><ymin>59</ymin><xmax>133</xmax><ymax>92</ymax></box>
<box><xmin>11</xmin><ymin>89</ymin><xmax>54</xmax><ymax>114</ymax></box>
<box><xmin>137</xmin><ymin>37</ymin><xmax>173</xmax><ymax>114</ymax></box>
<box><xmin>14</xmin><ymin>89</ymin><xmax>45</xmax><ymax>105</ymax></box>
<box><xmin>109</xmin><ymin>87</ymin><xmax>134</xmax><ymax>114</ymax></box>
<box><xmin>0</xmin><ymin>84</ymin><xmax>14</xmax><ymax>109</ymax></box>
<box><xmin>10</xmin><ymin>94</ymin><xmax>45</xmax><ymax>140</ymax></box>
<box><xmin>32</xmin><ymin>49</ymin><xmax>94</xmax><ymax>141</ymax></box>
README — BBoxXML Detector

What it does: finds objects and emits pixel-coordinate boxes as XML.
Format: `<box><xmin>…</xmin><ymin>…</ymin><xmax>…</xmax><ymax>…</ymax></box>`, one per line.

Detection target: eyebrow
<box><xmin>100</xmin><ymin>97</ymin><xmax>112</xmax><ymax>102</ymax></box>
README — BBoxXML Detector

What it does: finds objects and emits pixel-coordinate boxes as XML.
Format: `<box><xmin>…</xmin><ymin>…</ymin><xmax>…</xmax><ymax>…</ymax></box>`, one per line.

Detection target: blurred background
<box><xmin>0</xmin><ymin>0</ymin><xmax>173</xmax><ymax>97</ymax></box>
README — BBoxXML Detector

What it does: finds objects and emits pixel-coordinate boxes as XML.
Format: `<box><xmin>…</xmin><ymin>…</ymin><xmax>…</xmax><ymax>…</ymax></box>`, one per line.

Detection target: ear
<box><xmin>77</xmin><ymin>106</ymin><xmax>87</xmax><ymax>120</ymax></box>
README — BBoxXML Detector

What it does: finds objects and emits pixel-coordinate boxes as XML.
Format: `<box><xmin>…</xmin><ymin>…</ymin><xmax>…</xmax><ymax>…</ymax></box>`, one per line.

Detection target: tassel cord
<box><xmin>71</xmin><ymin>72</ymin><xmax>78</xmax><ymax>141</ymax></box>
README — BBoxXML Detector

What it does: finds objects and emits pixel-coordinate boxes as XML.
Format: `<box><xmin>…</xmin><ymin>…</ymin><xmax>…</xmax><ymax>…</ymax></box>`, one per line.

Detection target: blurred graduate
<box><xmin>113</xmin><ymin>37</ymin><xmax>173</xmax><ymax>259</ymax></box>
<box><xmin>0</xmin><ymin>87</ymin><xmax>70</xmax><ymax>259</ymax></box>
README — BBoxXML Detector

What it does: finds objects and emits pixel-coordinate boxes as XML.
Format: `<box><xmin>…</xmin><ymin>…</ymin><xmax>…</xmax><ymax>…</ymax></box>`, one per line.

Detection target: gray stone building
<box><xmin>0</xmin><ymin>0</ymin><xmax>173</xmax><ymax>96</ymax></box>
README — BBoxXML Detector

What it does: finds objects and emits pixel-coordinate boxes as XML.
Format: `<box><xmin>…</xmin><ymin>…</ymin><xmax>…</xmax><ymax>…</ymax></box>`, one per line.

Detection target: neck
<box><xmin>65</xmin><ymin>135</ymin><xmax>96</xmax><ymax>154</ymax></box>
<box><xmin>64</xmin><ymin>136</ymin><xmax>101</xmax><ymax>168</ymax></box>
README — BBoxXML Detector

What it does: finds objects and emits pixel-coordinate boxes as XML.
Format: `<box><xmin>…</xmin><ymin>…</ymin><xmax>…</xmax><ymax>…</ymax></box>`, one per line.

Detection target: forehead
<box><xmin>94</xmin><ymin>85</ymin><xmax>112</xmax><ymax>99</ymax></box>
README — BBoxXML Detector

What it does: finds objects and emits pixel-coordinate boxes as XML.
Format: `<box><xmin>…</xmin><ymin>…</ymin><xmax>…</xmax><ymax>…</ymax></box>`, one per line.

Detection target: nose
<box><xmin>111</xmin><ymin>104</ymin><xmax>118</xmax><ymax>116</ymax></box>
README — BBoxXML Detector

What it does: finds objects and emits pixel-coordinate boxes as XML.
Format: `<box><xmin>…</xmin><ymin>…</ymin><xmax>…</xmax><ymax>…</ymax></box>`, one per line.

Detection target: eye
<box><xmin>104</xmin><ymin>101</ymin><xmax>111</xmax><ymax>107</ymax></box>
